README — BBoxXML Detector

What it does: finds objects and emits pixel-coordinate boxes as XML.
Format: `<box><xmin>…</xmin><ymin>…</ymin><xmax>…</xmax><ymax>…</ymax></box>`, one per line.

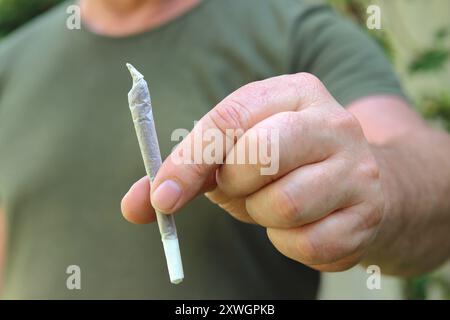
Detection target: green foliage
<box><xmin>404</xmin><ymin>276</ymin><xmax>429</xmax><ymax>300</ymax></box>
<box><xmin>420</xmin><ymin>92</ymin><xmax>450</xmax><ymax>131</ymax></box>
<box><xmin>326</xmin><ymin>0</ymin><xmax>450</xmax><ymax>300</ymax></box>
<box><xmin>434</xmin><ymin>27</ymin><xmax>450</xmax><ymax>43</ymax></box>
<box><xmin>409</xmin><ymin>28</ymin><xmax>450</xmax><ymax>74</ymax></box>
<box><xmin>0</xmin><ymin>0</ymin><xmax>449</xmax><ymax>301</ymax></box>
<box><xmin>404</xmin><ymin>272</ymin><xmax>450</xmax><ymax>300</ymax></box>
<box><xmin>409</xmin><ymin>49</ymin><xmax>449</xmax><ymax>74</ymax></box>
<box><xmin>432</xmin><ymin>276</ymin><xmax>450</xmax><ymax>300</ymax></box>
<box><xmin>0</xmin><ymin>0</ymin><xmax>63</xmax><ymax>38</ymax></box>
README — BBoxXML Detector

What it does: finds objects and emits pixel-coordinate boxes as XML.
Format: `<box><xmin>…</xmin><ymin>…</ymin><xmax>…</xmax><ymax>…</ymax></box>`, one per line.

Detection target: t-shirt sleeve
<box><xmin>288</xmin><ymin>3</ymin><xmax>406</xmax><ymax>106</ymax></box>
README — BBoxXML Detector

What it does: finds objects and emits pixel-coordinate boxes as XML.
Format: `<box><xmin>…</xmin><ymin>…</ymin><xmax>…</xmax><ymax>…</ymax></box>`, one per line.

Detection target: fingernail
<box><xmin>152</xmin><ymin>180</ymin><xmax>182</xmax><ymax>212</ymax></box>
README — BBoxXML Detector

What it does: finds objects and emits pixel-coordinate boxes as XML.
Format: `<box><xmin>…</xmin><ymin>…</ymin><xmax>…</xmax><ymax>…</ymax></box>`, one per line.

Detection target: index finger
<box><xmin>150</xmin><ymin>73</ymin><xmax>333</xmax><ymax>213</ymax></box>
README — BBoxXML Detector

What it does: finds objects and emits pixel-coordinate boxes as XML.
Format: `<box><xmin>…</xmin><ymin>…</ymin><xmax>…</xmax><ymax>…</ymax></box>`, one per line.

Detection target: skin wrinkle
<box><xmin>270</xmin><ymin>203</ymin><xmax>376</xmax><ymax>267</ymax></box>
<box><xmin>3</xmin><ymin>0</ymin><xmax>449</xmax><ymax>300</ymax></box>
<box><xmin>122</xmin><ymin>69</ymin><xmax>450</xmax><ymax>276</ymax></box>
<box><xmin>354</xmin><ymin>101</ymin><xmax>450</xmax><ymax>276</ymax></box>
<box><xmin>218</xmin><ymin>110</ymin><xmax>338</xmax><ymax>198</ymax></box>
<box><xmin>77</xmin><ymin>0</ymin><xmax>450</xmax><ymax>277</ymax></box>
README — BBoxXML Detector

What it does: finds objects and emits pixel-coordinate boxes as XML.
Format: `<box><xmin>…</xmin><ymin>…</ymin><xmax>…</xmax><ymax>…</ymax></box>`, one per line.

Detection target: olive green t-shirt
<box><xmin>0</xmin><ymin>0</ymin><xmax>403</xmax><ymax>299</ymax></box>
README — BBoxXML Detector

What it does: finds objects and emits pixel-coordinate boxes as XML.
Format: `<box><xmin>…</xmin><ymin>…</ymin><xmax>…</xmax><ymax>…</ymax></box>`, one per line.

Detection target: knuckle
<box><xmin>292</xmin><ymin>72</ymin><xmax>326</xmax><ymax>97</ymax></box>
<box><xmin>304</xmin><ymin>236</ymin><xmax>357</xmax><ymax>265</ymax></box>
<box><xmin>294</xmin><ymin>72</ymin><xmax>322</xmax><ymax>87</ymax></box>
<box><xmin>363</xmin><ymin>202</ymin><xmax>384</xmax><ymax>230</ymax></box>
<box><xmin>297</xmin><ymin>227</ymin><xmax>364</xmax><ymax>265</ymax></box>
<box><xmin>187</xmin><ymin>161</ymin><xmax>209</xmax><ymax>180</ymax></box>
<box><xmin>210</xmin><ymin>99</ymin><xmax>252</xmax><ymax>132</ymax></box>
<box><xmin>296</xmin><ymin>232</ymin><xmax>322</xmax><ymax>263</ymax></box>
<box><xmin>329</xmin><ymin>111</ymin><xmax>361</xmax><ymax>134</ymax></box>
<box><xmin>271</xmin><ymin>187</ymin><xmax>302</xmax><ymax>223</ymax></box>
<box><xmin>276</xmin><ymin>111</ymin><xmax>301</xmax><ymax>128</ymax></box>
<box><xmin>358</xmin><ymin>155</ymin><xmax>381</xmax><ymax>181</ymax></box>
<box><xmin>217</xmin><ymin>165</ymin><xmax>242</xmax><ymax>196</ymax></box>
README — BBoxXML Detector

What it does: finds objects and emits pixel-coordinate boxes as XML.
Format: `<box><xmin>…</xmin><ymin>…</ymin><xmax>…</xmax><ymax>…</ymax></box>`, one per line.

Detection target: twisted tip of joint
<box><xmin>126</xmin><ymin>63</ymin><xmax>144</xmax><ymax>84</ymax></box>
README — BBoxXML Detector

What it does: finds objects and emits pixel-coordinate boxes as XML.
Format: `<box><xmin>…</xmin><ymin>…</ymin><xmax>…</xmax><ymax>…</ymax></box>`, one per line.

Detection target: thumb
<box><xmin>151</xmin><ymin>73</ymin><xmax>332</xmax><ymax>213</ymax></box>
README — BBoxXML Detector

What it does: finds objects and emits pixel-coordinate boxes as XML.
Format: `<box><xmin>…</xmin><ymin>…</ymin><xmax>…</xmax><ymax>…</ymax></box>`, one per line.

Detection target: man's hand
<box><xmin>121</xmin><ymin>73</ymin><xmax>385</xmax><ymax>272</ymax></box>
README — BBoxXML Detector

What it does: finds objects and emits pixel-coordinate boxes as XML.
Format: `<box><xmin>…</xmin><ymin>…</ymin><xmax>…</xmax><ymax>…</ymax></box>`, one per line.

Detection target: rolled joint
<box><xmin>160</xmin><ymin>230</ymin><xmax>178</xmax><ymax>240</ymax></box>
<box><xmin>130</xmin><ymin>107</ymin><xmax>152</xmax><ymax>123</ymax></box>
<box><xmin>162</xmin><ymin>238</ymin><xmax>184</xmax><ymax>284</ymax></box>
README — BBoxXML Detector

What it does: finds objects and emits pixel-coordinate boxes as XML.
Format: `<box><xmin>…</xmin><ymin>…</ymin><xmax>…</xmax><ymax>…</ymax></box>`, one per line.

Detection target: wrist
<box><xmin>361</xmin><ymin>144</ymin><xmax>406</xmax><ymax>273</ymax></box>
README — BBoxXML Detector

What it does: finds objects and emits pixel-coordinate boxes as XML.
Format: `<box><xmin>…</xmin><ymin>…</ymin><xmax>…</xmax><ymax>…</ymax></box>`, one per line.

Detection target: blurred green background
<box><xmin>0</xmin><ymin>0</ymin><xmax>449</xmax><ymax>300</ymax></box>
<box><xmin>324</xmin><ymin>0</ymin><xmax>450</xmax><ymax>300</ymax></box>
